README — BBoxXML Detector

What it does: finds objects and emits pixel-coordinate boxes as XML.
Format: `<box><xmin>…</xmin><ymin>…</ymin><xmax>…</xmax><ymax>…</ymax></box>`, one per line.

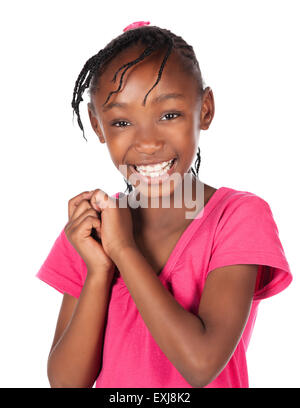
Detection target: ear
<box><xmin>200</xmin><ymin>87</ymin><xmax>215</xmax><ymax>130</ymax></box>
<box><xmin>87</xmin><ymin>103</ymin><xmax>106</xmax><ymax>143</ymax></box>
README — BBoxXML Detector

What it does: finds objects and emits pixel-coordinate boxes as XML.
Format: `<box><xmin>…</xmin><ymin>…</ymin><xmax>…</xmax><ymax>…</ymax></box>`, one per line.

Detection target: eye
<box><xmin>111</xmin><ymin>120</ymin><xmax>130</xmax><ymax>128</ymax></box>
<box><xmin>161</xmin><ymin>112</ymin><xmax>181</xmax><ymax>121</ymax></box>
<box><xmin>110</xmin><ymin>112</ymin><xmax>182</xmax><ymax>129</ymax></box>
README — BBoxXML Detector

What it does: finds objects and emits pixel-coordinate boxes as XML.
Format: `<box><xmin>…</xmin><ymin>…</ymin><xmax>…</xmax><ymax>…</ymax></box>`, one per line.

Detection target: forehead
<box><xmin>93</xmin><ymin>44</ymin><xmax>198</xmax><ymax>109</ymax></box>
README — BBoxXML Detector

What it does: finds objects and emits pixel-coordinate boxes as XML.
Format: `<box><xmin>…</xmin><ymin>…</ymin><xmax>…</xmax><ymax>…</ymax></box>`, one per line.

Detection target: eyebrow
<box><xmin>102</xmin><ymin>93</ymin><xmax>186</xmax><ymax>112</ymax></box>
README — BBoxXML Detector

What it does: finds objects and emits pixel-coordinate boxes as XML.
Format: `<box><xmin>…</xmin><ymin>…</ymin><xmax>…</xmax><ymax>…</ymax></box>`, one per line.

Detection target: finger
<box><xmin>90</xmin><ymin>188</ymin><xmax>116</xmax><ymax>211</ymax></box>
<box><xmin>74</xmin><ymin>215</ymin><xmax>102</xmax><ymax>240</ymax></box>
<box><xmin>90</xmin><ymin>189</ymin><xmax>107</xmax><ymax>211</ymax></box>
<box><xmin>68</xmin><ymin>190</ymin><xmax>95</xmax><ymax>220</ymax></box>
<box><xmin>71</xmin><ymin>207</ymin><xmax>100</xmax><ymax>229</ymax></box>
<box><xmin>70</xmin><ymin>200</ymin><xmax>93</xmax><ymax>223</ymax></box>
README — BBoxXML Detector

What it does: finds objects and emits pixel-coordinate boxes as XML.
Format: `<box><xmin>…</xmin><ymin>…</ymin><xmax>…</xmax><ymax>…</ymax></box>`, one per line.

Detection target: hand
<box><xmin>64</xmin><ymin>190</ymin><xmax>115</xmax><ymax>277</ymax></box>
<box><xmin>90</xmin><ymin>189</ymin><xmax>137</xmax><ymax>264</ymax></box>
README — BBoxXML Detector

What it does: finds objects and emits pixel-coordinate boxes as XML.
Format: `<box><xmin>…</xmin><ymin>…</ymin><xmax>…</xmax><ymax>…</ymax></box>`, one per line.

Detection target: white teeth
<box><xmin>135</xmin><ymin>159</ymin><xmax>174</xmax><ymax>177</ymax></box>
<box><xmin>136</xmin><ymin>159</ymin><xmax>173</xmax><ymax>173</ymax></box>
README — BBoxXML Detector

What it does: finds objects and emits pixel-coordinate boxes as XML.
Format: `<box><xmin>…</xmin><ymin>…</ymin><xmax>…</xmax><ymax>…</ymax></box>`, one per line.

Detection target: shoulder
<box><xmin>221</xmin><ymin>185</ymin><xmax>269</xmax><ymax>204</ymax></box>
<box><xmin>209</xmin><ymin>187</ymin><xmax>275</xmax><ymax>247</ymax></box>
<box><xmin>217</xmin><ymin>186</ymin><xmax>271</xmax><ymax>219</ymax></box>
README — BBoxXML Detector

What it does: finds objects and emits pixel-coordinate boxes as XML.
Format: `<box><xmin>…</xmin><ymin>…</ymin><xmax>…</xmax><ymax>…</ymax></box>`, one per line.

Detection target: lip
<box><xmin>129</xmin><ymin>158</ymin><xmax>178</xmax><ymax>184</ymax></box>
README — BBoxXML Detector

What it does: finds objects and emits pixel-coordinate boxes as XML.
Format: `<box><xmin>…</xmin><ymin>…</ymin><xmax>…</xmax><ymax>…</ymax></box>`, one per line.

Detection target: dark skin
<box><xmin>88</xmin><ymin>43</ymin><xmax>217</xmax><ymax>271</ymax></box>
<box><xmin>68</xmin><ymin>44</ymin><xmax>258</xmax><ymax>387</ymax></box>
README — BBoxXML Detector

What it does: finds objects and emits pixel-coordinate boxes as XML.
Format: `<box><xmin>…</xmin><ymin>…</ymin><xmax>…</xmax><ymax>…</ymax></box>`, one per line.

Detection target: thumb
<box><xmin>90</xmin><ymin>188</ymin><xmax>116</xmax><ymax>211</ymax></box>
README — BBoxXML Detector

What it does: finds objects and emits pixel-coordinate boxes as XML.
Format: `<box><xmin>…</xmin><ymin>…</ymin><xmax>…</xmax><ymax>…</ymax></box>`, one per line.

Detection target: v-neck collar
<box><xmin>115</xmin><ymin>186</ymin><xmax>229</xmax><ymax>283</ymax></box>
<box><xmin>157</xmin><ymin>186</ymin><xmax>229</xmax><ymax>280</ymax></box>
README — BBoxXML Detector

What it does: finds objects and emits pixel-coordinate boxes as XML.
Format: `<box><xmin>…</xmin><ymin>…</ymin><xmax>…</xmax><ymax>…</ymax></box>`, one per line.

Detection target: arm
<box><xmin>113</xmin><ymin>246</ymin><xmax>258</xmax><ymax>388</ymax></box>
<box><xmin>47</xmin><ymin>270</ymin><xmax>114</xmax><ymax>388</ymax></box>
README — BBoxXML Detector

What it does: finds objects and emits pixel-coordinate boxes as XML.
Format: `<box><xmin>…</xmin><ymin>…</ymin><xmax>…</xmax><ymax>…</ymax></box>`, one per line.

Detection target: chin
<box><xmin>127</xmin><ymin>173</ymin><xmax>186</xmax><ymax>209</ymax></box>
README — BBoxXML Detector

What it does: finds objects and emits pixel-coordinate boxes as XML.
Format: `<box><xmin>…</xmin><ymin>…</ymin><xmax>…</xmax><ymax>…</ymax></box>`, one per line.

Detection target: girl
<box><xmin>36</xmin><ymin>21</ymin><xmax>292</xmax><ymax>388</ymax></box>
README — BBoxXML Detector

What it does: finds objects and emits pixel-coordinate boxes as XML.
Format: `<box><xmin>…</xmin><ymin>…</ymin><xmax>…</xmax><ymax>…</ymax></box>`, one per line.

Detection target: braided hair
<box><xmin>71</xmin><ymin>25</ymin><xmax>204</xmax><ymax>193</ymax></box>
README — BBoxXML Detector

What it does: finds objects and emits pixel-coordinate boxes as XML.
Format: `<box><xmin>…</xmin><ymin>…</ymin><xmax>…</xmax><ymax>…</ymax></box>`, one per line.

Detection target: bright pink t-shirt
<box><xmin>36</xmin><ymin>186</ymin><xmax>292</xmax><ymax>388</ymax></box>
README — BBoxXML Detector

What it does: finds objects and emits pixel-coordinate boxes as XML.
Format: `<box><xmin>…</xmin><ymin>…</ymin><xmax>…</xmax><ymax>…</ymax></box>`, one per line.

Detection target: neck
<box><xmin>128</xmin><ymin>175</ymin><xmax>205</xmax><ymax>234</ymax></box>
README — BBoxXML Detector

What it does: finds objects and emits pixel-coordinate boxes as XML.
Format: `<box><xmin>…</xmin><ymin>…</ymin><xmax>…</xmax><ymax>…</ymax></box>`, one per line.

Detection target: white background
<box><xmin>0</xmin><ymin>0</ymin><xmax>299</xmax><ymax>388</ymax></box>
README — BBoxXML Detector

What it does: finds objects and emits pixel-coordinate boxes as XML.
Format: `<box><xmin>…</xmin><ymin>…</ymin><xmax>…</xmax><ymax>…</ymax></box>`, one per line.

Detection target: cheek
<box><xmin>175</xmin><ymin>133</ymin><xmax>197</xmax><ymax>157</ymax></box>
<box><xmin>104</xmin><ymin>136</ymin><xmax>125</xmax><ymax>163</ymax></box>
<box><xmin>105</xmin><ymin>140</ymin><xmax>131</xmax><ymax>179</ymax></box>
<box><xmin>170</xmin><ymin>121</ymin><xmax>196</xmax><ymax>145</ymax></box>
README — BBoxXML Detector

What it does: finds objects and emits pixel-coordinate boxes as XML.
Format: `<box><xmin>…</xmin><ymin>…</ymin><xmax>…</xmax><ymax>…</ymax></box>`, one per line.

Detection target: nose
<box><xmin>134</xmin><ymin>129</ymin><xmax>164</xmax><ymax>155</ymax></box>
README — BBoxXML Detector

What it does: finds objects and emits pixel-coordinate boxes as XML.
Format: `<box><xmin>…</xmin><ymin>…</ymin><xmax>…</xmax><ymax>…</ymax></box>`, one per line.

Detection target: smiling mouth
<box><xmin>129</xmin><ymin>157</ymin><xmax>177</xmax><ymax>180</ymax></box>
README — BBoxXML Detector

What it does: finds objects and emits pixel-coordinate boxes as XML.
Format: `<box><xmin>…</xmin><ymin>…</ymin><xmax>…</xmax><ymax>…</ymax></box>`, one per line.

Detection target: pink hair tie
<box><xmin>123</xmin><ymin>21</ymin><xmax>150</xmax><ymax>32</ymax></box>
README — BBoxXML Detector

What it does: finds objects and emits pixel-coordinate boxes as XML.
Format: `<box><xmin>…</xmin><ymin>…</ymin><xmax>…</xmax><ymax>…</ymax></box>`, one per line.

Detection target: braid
<box><xmin>142</xmin><ymin>37</ymin><xmax>173</xmax><ymax>106</ymax></box>
<box><xmin>71</xmin><ymin>25</ymin><xmax>205</xmax><ymax>191</ymax></box>
<box><xmin>190</xmin><ymin>147</ymin><xmax>201</xmax><ymax>178</ymax></box>
<box><xmin>103</xmin><ymin>45</ymin><xmax>156</xmax><ymax>106</ymax></box>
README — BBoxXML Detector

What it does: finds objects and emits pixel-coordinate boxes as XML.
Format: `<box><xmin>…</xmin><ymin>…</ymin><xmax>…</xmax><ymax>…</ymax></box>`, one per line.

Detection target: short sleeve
<box><xmin>207</xmin><ymin>195</ymin><xmax>292</xmax><ymax>300</ymax></box>
<box><xmin>36</xmin><ymin>225</ymin><xmax>87</xmax><ymax>298</ymax></box>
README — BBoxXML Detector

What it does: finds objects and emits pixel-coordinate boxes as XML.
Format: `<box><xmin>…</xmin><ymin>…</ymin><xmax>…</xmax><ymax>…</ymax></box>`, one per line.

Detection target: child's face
<box><xmin>88</xmin><ymin>44</ymin><xmax>214</xmax><ymax>198</ymax></box>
